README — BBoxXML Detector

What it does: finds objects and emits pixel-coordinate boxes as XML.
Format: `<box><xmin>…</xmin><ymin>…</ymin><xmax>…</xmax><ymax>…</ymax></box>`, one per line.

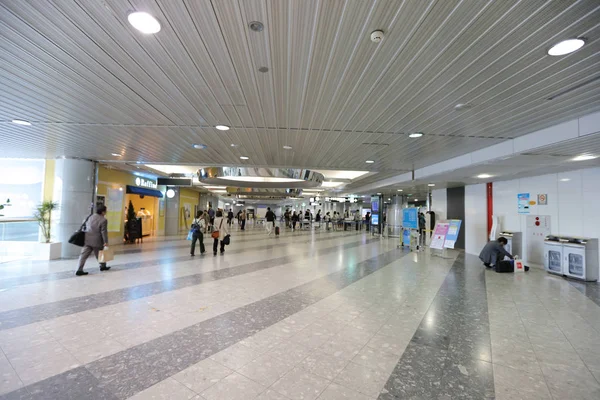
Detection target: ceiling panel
<box><xmin>0</xmin><ymin>0</ymin><xmax>599</xmax><ymax>191</ymax></box>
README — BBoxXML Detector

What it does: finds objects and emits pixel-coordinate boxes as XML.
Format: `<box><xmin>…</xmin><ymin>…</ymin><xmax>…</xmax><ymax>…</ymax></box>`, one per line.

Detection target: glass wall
<box><xmin>0</xmin><ymin>159</ymin><xmax>45</xmax><ymax>241</ymax></box>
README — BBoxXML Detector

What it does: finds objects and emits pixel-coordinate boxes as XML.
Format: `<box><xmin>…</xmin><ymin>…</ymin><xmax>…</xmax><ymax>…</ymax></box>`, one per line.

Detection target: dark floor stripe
<box><xmin>0</xmin><ymin>230</ymin><xmax>362</xmax><ymax>290</ymax></box>
<box><xmin>379</xmin><ymin>253</ymin><xmax>495</xmax><ymax>399</ymax></box>
<box><xmin>1</xmin><ymin>247</ymin><xmax>406</xmax><ymax>400</ymax></box>
<box><xmin>0</xmin><ymin>236</ymin><xmax>378</xmax><ymax>331</ymax></box>
<box><xmin>568</xmin><ymin>279</ymin><xmax>600</xmax><ymax>308</ymax></box>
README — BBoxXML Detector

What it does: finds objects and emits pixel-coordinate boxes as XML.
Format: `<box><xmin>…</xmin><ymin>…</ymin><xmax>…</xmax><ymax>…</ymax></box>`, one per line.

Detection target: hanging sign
<box><xmin>430</xmin><ymin>222</ymin><xmax>450</xmax><ymax>250</ymax></box>
<box><xmin>443</xmin><ymin>220</ymin><xmax>462</xmax><ymax>249</ymax></box>
<box><xmin>517</xmin><ymin>193</ymin><xmax>530</xmax><ymax>214</ymax></box>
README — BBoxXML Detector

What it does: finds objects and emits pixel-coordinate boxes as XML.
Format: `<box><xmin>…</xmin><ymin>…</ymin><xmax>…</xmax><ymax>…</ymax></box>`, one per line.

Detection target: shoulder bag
<box><xmin>211</xmin><ymin>219</ymin><xmax>223</xmax><ymax>239</ymax></box>
<box><xmin>68</xmin><ymin>214</ymin><xmax>92</xmax><ymax>247</ymax></box>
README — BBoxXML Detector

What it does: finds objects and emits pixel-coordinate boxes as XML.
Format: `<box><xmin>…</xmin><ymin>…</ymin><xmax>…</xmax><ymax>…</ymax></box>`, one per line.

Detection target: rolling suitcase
<box><xmin>275</xmin><ymin>226</ymin><xmax>280</xmax><ymax>236</ymax></box>
<box><xmin>495</xmin><ymin>260</ymin><xmax>514</xmax><ymax>273</ymax></box>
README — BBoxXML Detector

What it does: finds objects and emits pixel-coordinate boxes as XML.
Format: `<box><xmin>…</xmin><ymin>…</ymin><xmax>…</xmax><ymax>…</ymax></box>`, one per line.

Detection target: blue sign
<box><xmin>403</xmin><ymin>229</ymin><xmax>411</xmax><ymax>246</ymax></box>
<box><xmin>371</xmin><ymin>196</ymin><xmax>379</xmax><ymax>212</ymax></box>
<box><xmin>371</xmin><ymin>214</ymin><xmax>379</xmax><ymax>226</ymax></box>
<box><xmin>402</xmin><ymin>208</ymin><xmax>418</xmax><ymax>229</ymax></box>
<box><xmin>444</xmin><ymin>220</ymin><xmax>462</xmax><ymax>249</ymax></box>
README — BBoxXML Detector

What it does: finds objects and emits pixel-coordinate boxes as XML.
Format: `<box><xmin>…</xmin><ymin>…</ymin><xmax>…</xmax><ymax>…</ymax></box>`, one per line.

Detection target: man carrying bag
<box><xmin>74</xmin><ymin>205</ymin><xmax>112</xmax><ymax>276</ymax></box>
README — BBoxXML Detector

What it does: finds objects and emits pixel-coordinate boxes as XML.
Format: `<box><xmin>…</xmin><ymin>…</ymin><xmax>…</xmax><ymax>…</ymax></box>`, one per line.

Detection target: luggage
<box><xmin>275</xmin><ymin>226</ymin><xmax>280</xmax><ymax>236</ymax></box>
<box><xmin>495</xmin><ymin>260</ymin><xmax>514</xmax><ymax>273</ymax></box>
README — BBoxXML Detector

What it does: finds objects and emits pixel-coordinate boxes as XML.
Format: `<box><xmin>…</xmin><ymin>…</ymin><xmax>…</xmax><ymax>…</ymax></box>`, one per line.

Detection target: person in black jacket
<box><xmin>265</xmin><ymin>207</ymin><xmax>276</xmax><ymax>235</ymax></box>
<box><xmin>227</xmin><ymin>209</ymin><xmax>234</xmax><ymax>225</ymax></box>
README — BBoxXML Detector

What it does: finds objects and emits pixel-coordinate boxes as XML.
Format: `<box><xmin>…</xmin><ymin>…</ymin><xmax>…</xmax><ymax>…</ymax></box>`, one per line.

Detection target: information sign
<box><xmin>518</xmin><ymin>193</ymin><xmax>530</xmax><ymax>214</ymax></box>
<box><xmin>443</xmin><ymin>220</ymin><xmax>462</xmax><ymax>249</ymax></box>
<box><xmin>430</xmin><ymin>222</ymin><xmax>450</xmax><ymax>250</ymax></box>
<box><xmin>402</xmin><ymin>208</ymin><xmax>418</xmax><ymax>229</ymax></box>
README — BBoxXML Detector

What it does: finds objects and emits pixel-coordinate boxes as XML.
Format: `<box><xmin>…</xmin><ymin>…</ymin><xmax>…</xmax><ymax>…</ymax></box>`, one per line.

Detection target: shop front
<box><xmin>97</xmin><ymin>168</ymin><xmax>165</xmax><ymax>245</ymax></box>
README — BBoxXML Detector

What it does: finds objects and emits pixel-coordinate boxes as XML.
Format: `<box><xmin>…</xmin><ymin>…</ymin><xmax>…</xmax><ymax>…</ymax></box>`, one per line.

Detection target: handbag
<box><xmin>68</xmin><ymin>214</ymin><xmax>92</xmax><ymax>247</ymax></box>
<box><xmin>211</xmin><ymin>219</ymin><xmax>223</xmax><ymax>239</ymax></box>
<box><xmin>223</xmin><ymin>234</ymin><xmax>231</xmax><ymax>245</ymax></box>
<box><xmin>98</xmin><ymin>246</ymin><xmax>114</xmax><ymax>263</ymax></box>
<box><xmin>186</xmin><ymin>230</ymin><xmax>194</xmax><ymax>241</ymax></box>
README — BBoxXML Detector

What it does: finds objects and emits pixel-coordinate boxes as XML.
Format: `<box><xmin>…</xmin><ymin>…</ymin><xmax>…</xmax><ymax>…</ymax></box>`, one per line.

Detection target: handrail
<box><xmin>0</xmin><ymin>218</ymin><xmax>37</xmax><ymax>223</ymax></box>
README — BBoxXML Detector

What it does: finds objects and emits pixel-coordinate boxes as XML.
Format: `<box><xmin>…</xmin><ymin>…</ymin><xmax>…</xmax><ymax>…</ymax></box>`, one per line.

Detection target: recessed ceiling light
<box><xmin>111</xmin><ymin>153</ymin><xmax>122</xmax><ymax>157</ymax></box>
<box><xmin>387</xmin><ymin>198</ymin><xmax>391</xmax><ymax>201</ymax></box>
<box><xmin>572</xmin><ymin>154</ymin><xmax>597</xmax><ymax>161</ymax></box>
<box><xmin>215</xmin><ymin>124</ymin><xmax>230</xmax><ymax>131</ymax></box>
<box><xmin>477</xmin><ymin>174</ymin><xmax>492</xmax><ymax>179</ymax></box>
<box><xmin>192</xmin><ymin>144</ymin><xmax>207</xmax><ymax>149</ymax></box>
<box><xmin>283</xmin><ymin>145</ymin><xmax>293</xmax><ymax>150</ymax></box>
<box><xmin>560</xmin><ymin>178</ymin><xmax>571</xmax><ymax>182</ymax></box>
<box><xmin>258</xmin><ymin>67</ymin><xmax>269</xmax><ymax>73</ymax></box>
<box><xmin>547</xmin><ymin>38</ymin><xmax>585</xmax><ymax>56</ymax></box>
<box><xmin>414</xmin><ymin>198</ymin><xmax>419</xmax><ymax>201</ymax></box>
<box><xmin>127</xmin><ymin>12</ymin><xmax>161</xmax><ymax>34</ymax></box>
<box><xmin>397</xmin><ymin>189</ymin><xmax>403</xmax><ymax>192</ymax></box>
<box><xmin>428</xmin><ymin>183</ymin><xmax>435</xmax><ymax>187</ymax></box>
<box><xmin>230</xmin><ymin>143</ymin><xmax>238</xmax><ymax>147</ymax></box>
<box><xmin>365</xmin><ymin>160</ymin><xmax>375</xmax><ymax>164</ymax></box>
<box><xmin>409</xmin><ymin>132</ymin><xmax>423</xmax><ymax>138</ymax></box>
<box><xmin>136</xmin><ymin>161</ymin><xmax>142</xmax><ymax>164</ymax></box>
<box><xmin>240</xmin><ymin>156</ymin><xmax>249</xmax><ymax>160</ymax></box>
<box><xmin>376</xmin><ymin>192</ymin><xmax>381</xmax><ymax>195</ymax></box>
<box><xmin>11</xmin><ymin>119</ymin><xmax>31</xmax><ymax>126</ymax></box>
<box><xmin>249</xmin><ymin>21</ymin><xmax>264</xmax><ymax>32</ymax></box>
<box><xmin>454</xmin><ymin>103</ymin><xmax>472</xmax><ymax>110</ymax></box>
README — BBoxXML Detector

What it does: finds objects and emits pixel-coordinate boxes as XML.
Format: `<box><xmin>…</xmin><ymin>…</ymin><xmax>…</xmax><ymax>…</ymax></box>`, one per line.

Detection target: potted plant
<box><xmin>125</xmin><ymin>200</ymin><xmax>139</xmax><ymax>244</ymax></box>
<box><xmin>32</xmin><ymin>201</ymin><xmax>61</xmax><ymax>260</ymax></box>
<box><xmin>0</xmin><ymin>198</ymin><xmax>9</xmax><ymax>216</ymax></box>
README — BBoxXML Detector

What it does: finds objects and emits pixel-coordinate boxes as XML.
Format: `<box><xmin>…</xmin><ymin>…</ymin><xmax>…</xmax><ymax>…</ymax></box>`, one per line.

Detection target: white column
<box><xmin>52</xmin><ymin>158</ymin><xmax>96</xmax><ymax>258</ymax></box>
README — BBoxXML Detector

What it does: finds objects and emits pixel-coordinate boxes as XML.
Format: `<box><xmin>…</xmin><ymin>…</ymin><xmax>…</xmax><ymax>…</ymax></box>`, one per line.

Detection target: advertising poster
<box><xmin>443</xmin><ymin>220</ymin><xmax>462</xmax><ymax>249</ymax></box>
<box><xmin>402</xmin><ymin>208</ymin><xmax>418</xmax><ymax>229</ymax></box>
<box><xmin>518</xmin><ymin>193</ymin><xmax>530</xmax><ymax>214</ymax></box>
<box><xmin>402</xmin><ymin>229</ymin><xmax>411</xmax><ymax>246</ymax></box>
<box><xmin>106</xmin><ymin>187</ymin><xmax>124</xmax><ymax>232</ymax></box>
<box><xmin>430</xmin><ymin>222</ymin><xmax>450</xmax><ymax>250</ymax></box>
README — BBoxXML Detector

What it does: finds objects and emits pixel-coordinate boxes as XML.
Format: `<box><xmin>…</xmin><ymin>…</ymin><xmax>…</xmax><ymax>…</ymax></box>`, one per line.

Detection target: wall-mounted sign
<box><xmin>537</xmin><ymin>193</ymin><xmax>547</xmax><ymax>205</ymax></box>
<box><xmin>517</xmin><ymin>193</ymin><xmax>530</xmax><ymax>214</ymax></box>
<box><xmin>135</xmin><ymin>177</ymin><xmax>157</xmax><ymax>189</ymax></box>
<box><xmin>157</xmin><ymin>177</ymin><xmax>192</xmax><ymax>186</ymax></box>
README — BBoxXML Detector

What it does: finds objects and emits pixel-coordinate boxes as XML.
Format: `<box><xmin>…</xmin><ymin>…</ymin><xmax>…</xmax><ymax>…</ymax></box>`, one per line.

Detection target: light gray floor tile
<box><xmin>210</xmin><ymin>343</ymin><xmax>261</xmax><ymax>370</ymax></box>
<box><xmin>540</xmin><ymin>362</ymin><xmax>600</xmax><ymax>400</ymax></box>
<box><xmin>267</xmin><ymin>341</ymin><xmax>312</xmax><ymax>365</ymax></box>
<box><xmin>316</xmin><ymin>383</ymin><xmax>371</xmax><ymax>400</ymax></box>
<box><xmin>127</xmin><ymin>378</ymin><xmax>197</xmax><ymax>400</ymax></box>
<box><xmin>272</xmin><ymin>366</ymin><xmax>331</xmax><ymax>400</ymax></box>
<box><xmin>493</xmin><ymin>364</ymin><xmax>551</xmax><ymax>399</ymax></box>
<box><xmin>334</xmin><ymin>361</ymin><xmax>389</xmax><ymax>398</ymax></box>
<box><xmin>351</xmin><ymin>347</ymin><xmax>399</xmax><ymax>375</ymax></box>
<box><xmin>300</xmin><ymin>350</ymin><xmax>351</xmax><ymax>381</ymax></box>
<box><xmin>171</xmin><ymin>358</ymin><xmax>233</xmax><ymax>393</ymax></box>
<box><xmin>201</xmin><ymin>372</ymin><xmax>265</xmax><ymax>400</ymax></box>
<box><xmin>366</xmin><ymin>333</ymin><xmax>411</xmax><ymax>357</ymax></box>
<box><xmin>238</xmin><ymin>354</ymin><xmax>295</xmax><ymax>387</ymax></box>
<box><xmin>0</xmin><ymin>355</ymin><xmax>23</xmax><ymax>396</ymax></box>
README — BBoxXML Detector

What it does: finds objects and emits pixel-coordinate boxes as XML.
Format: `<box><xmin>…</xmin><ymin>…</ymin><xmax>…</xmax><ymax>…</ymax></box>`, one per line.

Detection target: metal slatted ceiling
<box><xmin>0</xmin><ymin>0</ymin><xmax>599</xmax><ymax>186</ymax></box>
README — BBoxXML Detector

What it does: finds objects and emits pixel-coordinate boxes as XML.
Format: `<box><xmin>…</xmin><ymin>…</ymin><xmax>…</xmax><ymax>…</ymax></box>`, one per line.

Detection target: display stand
<box><xmin>430</xmin><ymin>221</ymin><xmax>452</xmax><ymax>259</ymax></box>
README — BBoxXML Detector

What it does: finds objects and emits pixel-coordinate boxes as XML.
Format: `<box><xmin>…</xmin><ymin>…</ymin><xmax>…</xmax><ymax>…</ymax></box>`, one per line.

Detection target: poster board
<box><xmin>518</xmin><ymin>193</ymin><xmax>530</xmax><ymax>214</ymax></box>
<box><xmin>443</xmin><ymin>220</ymin><xmax>462</xmax><ymax>249</ymax></box>
<box><xmin>402</xmin><ymin>208</ymin><xmax>418</xmax><ymax>229</ymax></box>
<box><xmin>430</xmin><ymin>222</ymin><xmax>450</xmax><ymax>250</ymax></box>
<box><xmin>106</xmin><ymin>187</ymin><xmax>124</xmax><ymax>232</ymax></box>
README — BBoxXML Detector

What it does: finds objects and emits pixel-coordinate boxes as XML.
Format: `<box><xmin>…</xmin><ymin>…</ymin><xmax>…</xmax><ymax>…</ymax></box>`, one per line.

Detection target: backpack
<box><xmin>191</xmin><ymin>218</ymin><xmax>201</xmax><ymax>233</ymax></box>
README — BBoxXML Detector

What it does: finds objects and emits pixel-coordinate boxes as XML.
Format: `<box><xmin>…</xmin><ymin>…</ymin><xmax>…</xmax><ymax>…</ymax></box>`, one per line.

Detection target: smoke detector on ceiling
<box><xmin>370</xmin><ymin>30</ymin><xmax>384</xmax><ymax>43</ymax></box>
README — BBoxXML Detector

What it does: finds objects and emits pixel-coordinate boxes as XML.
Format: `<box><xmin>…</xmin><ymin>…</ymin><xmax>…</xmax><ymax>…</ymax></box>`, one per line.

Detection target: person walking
<box><xmin>76</xmin><ymin>205</ymin><xmax>111</xmax><ymax>276</ymax></box>
<box><xmin>227</xmin><ymin>209</ymin><xmax>234</xmax><ymax>225</ymax></box>
<box><xmin>265</xmin><ymin>207</ymin><xmax>276</xmax><ymax>235</ymax></box>
<box><xmin>208</xmin><ymin>206</ymin><xmax>215</xmax><ymax>225</ymax></box>
<box><xmin>240</xmin><ymin>210</ymin><xmax>247</xmax><ymax>230</ymax></box>
<box><xmin>292</xmin><ymin>211</ymin><xmax>299</xmax><ymax>230</ymax></box>
<box><xmin>212</xmin><ymin>210</ymin><xmax>230</xmax><ymax>255</ymax></box>
<box><xmin>365</xmin><ymin>212</ymin><xmax>371</xmax><ymax>232</ymax></box>
<box><xmin>190</xmin><ymin>211</ymin><xmax>206</xmax><ymax>256</ymax></box>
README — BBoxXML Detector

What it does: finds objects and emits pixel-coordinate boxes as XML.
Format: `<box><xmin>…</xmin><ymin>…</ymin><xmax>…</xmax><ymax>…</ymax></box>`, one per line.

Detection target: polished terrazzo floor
<box><xmin>1</xmin><ymin>225</ymin><xmax>599</xmax><ymax>399</ymax></box>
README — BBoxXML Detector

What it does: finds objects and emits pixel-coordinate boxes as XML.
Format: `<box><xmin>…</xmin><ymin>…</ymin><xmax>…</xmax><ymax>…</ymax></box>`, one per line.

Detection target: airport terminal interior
<box><xmin>1</xmin><ymin>1</ymin><xmax>600</xmax><ymax>399</ymax></box>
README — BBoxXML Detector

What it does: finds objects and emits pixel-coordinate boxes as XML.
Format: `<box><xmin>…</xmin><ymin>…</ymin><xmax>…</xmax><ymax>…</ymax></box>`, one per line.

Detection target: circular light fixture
<box><xmin>249</xmin><ymin>21</ymin><xmax>264</xmax><ymax>32</ymax></box>
<box><xmin>215</xmin><ymin>125</ymin><xmax>230</xmax><ymax>131</ymax></box>
<box><xmin>414</xmin><ymin>198</ymin><xmax>419</xmax><ymax>201</ymax></box>
<box><xmin>258</xmin><ymin>66</ymin><xmax>269</xmax><ymax>73</ymax></box>
<box><xmin>193</xmin><ymin>144</ymin><xmax>207</xmax><ymax>149</ymax></box>
<box><xmin>12</xmin><ymin>119</ymin><xmax>31</xmax><ymax>126</ymax></box>
<box><xmin>397</xmin><ymin>189</ymin><xmax>403</xmax><ymax>192</ymax></box>
<box><xmin>454</xmin><ymin>103</ymin><xmax>472</xmax><ymax>111</ymax></box>
<box><xmin>230</xmin><ymin>143</ymin><xmax>238</xmax><ymax>147</ymax></box>
<box><xmin>387</xmin><ymin>198</ymin><xmax>391</xmax><ymax>201</ymax></box>
<box><xmin>428</xmin><ymin>183</ymin><xmax>435</xmax><ymax>187</ymax></box>
<box><xmin>376</xmin><ymin>192</ymin><xmax>381</xmax><ymax>195</ymax></box>
<box><xmin>111</xmin><ymin>153</ymin><xmax>122</xmax><ymax>157</ymax></box>
<box><xmin>547</xmin><ymin>38</ymin><xmax>585</xmax><ymax>56</ymax></box>
<box><xmin>572</xmin><ymin>154</ymin><xmax>597</xmax><ymax>161</ymax></box>
<box><xmin>409</xmin><ymin>132</ymin><xmax>424</xmax><ymax>138</ymax></box>
<box><xmin>240</xmin><ymin>156</ymin><xmax>249</xmax><ymax>160</ymax></box>
<box><xmin>127</xmin><ymin>11</ymin><xmax>161</xmax><ymax>34</ymax></box>
<box><xmin>166</xmin><ymin>189</ymin><xmax>175</xmax><ymax>198</ymax></box>
<box><xmin>283</xmin><ymin>145</ymin><xmax>293</xmax><ymax>150</ymax></box>
<box><xmin>477</xmin><ymin>174</ymin><xmax>492</xmax><ymax>179</ymax></box>
<box><xmin>365</xmin><ymin>160</ymin><xmax>375</xmax><ymax>164</ymax></box>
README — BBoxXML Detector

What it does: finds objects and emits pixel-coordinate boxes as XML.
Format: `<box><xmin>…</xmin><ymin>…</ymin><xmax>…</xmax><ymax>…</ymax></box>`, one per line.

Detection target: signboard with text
<box><xmin>402</xmin><ymin>208</ymin><xmax>418</xmax><ymax>229</ymax></box>
<box><xmin>430</xmin><ymin>222</ymin><xmax>450</xmax><ymax>250</ymax></box>
<box><xmin>443</xmin><ymin>220</ymin><xmax>462</xmax><ymax>249</ymax></box>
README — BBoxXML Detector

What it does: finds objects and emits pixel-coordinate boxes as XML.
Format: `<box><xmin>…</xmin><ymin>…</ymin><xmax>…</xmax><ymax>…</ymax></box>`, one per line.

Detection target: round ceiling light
<box><xmin>249</xmin><ymin>21</ymin><xmax>264</xmax><ymax>32</ymax></box>
<box><xmin>166</xmin><ymin>189</ymin><xmax>175</xmax><ymax>198</ymax></box>
<box><xmin>547</xmin><ymin>38</ymin><xmax>585</xmax><ymax>56</ymax></box>
<box><xmin>428</xmin><ymin>183</ymin><xmax>435</xmax><ymax>187</ymax></box>
<box><xmin>192</xmin><ymin>144</ymin><xmax>207</xmax><ymax>149</ymax></box>
<box><xmin>215</xmin><ymin>124</ymin><xmax>230</xmax><ymax>131</ymax></box>
<box><xmin>283</xmin><ymin>145</ymin><xmax>293</xmax><ymax>150</ymax></box>
<box><xmin>572</xmin><ymin>154</ymin><xmax>597</xmax><ymax>161</ymax></box>
<box><xmin>197</xmin><ymin>167</ymin><xmax>324</xmax><ymax>189</ymax></box>
<box><xmin>12</xmin><ymin>119</ymin><xmax>31</xmax><ymax>126</ymax></box>
<box><xmin>128</xmin><ymin>12</ymin><xmax>161</xmax><ymax>34</ymax></box>
<box><xmin>477</xmin><ymin>174</ymin><xmax>492</xmax><ymax>179</ymax></box>
<box><xmin>365</xmin><ymin>160</ymin><xmax>375</xmax><ymax>164</ymax></box>
<box><xmin>240</xmin><ymin>156</ymin><xmax>249</xmax><ymax>160</ymax></box>
<box><xmin>409</xmin><ymin>132</ymin><xmax>424</xmax><ymax>138</ymax></box>
<box><xmin>230</xmin><ymin>143</ymin><xmax>238</xmax><ymax>147</ymax></box>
